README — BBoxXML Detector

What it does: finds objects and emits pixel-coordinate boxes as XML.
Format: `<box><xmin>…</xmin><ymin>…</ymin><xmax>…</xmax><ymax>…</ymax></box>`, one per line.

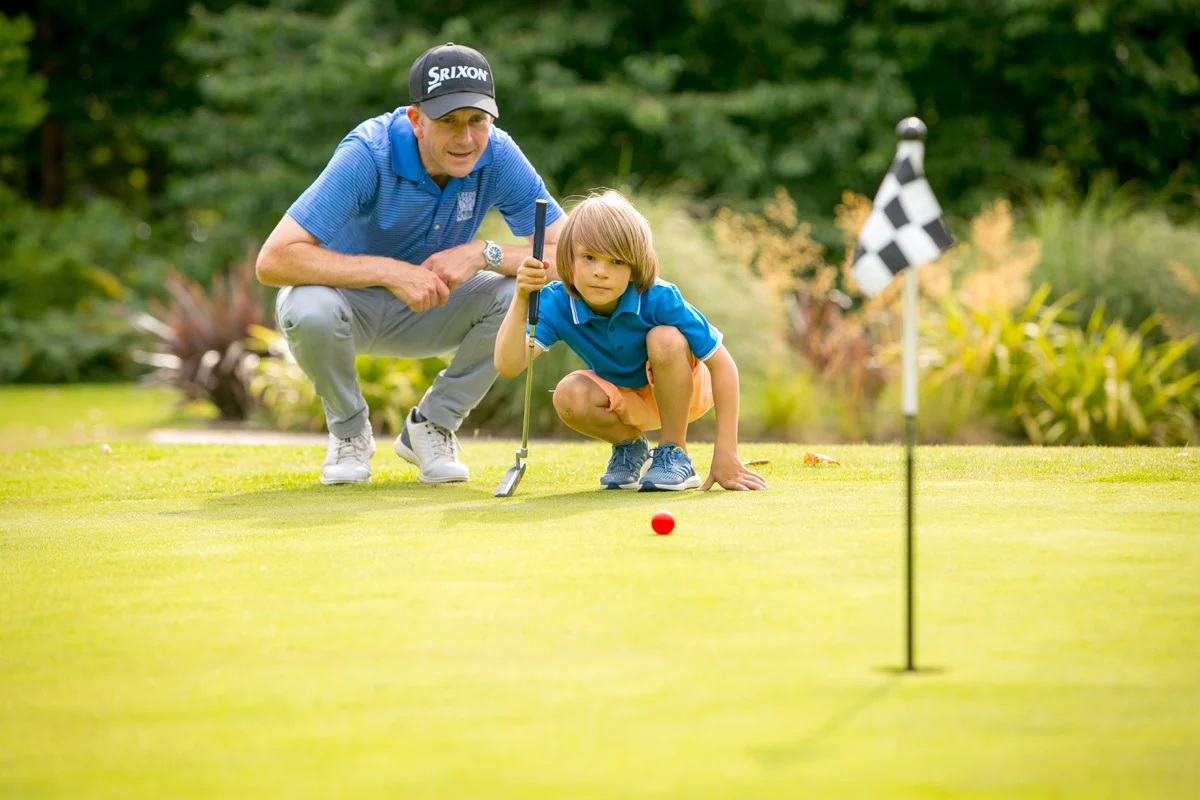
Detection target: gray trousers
<box><xmin>275</xmin><ymin>272</ymin><xmax>516</xmax><ymax>438</ymax></box>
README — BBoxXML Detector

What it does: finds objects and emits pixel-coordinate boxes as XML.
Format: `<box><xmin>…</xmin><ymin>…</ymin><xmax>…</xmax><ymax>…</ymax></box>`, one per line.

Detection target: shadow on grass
<box><xmin>874</xmin><ymin>665</ymin><xmax>948</xmax><ymax>676</ymax></box>
<box><xmin>749</xmin><ymin>677</ymin><xmax>902</xmax><ymax>766</ymax></box>
<box><xmin>158</xmin><ymin>478</ymin><xmax>734</xmax><ymax>533</ymax></box>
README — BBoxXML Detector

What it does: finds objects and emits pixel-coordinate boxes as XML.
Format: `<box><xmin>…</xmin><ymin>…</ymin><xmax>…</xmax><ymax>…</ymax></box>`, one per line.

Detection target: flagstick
<box><xmin>903</xmin><ymin>267</ymin><xmax>918</xmax><ymax>672</ymax></box>
<box><xmin>852</xmin><ymin>116</ymin><xmax>948</xmax><ymax>672</ymax></box>
<box><xmin>896</xmin><ymin>116</ymin><xmax>927</xmax><ymax>672</ymax></box>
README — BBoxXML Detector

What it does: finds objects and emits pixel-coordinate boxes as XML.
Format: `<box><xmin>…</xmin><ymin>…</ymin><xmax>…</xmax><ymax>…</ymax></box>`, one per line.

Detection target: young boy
<box><xmin>494</xmin><ymin>190</ymin><xmax>767</xmax><ymax>492</ymax></box>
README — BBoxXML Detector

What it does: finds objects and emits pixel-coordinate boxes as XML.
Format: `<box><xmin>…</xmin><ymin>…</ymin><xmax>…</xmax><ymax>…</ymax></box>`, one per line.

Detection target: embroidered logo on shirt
<box><xmin>456</xmin><ymin>192</ymin><xmax>476</xmax><ymax>222</ymax></box>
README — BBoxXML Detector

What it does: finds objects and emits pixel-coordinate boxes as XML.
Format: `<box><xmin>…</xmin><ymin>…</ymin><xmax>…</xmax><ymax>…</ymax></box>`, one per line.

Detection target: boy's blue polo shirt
<box><xmin>287</xmin><ymin>106</ymin><xmax>563</xmax><ymax>263</ymax></box>
<box><xmin>531</xmin><ymin>280</ymin><xmax>723</xmax><ymax>389</ymax></box>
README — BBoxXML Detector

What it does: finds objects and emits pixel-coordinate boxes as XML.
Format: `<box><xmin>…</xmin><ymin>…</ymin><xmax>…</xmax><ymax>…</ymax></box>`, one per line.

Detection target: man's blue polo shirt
<box><xmin>532</xmin><ymin>280</ymin><xmax>723</xmax><ymax>388</ymax></box>
<box><xmin>287</xmin><ymin>106</ymin><xmax>563</xmax><ymax>263</ymax></box>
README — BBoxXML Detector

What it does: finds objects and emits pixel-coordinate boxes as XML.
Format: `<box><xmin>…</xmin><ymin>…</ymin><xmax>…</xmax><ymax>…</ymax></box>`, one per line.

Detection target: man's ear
<box><xmin>407</xmin><ymin>105</ymin><xmax>424</xmax><ymax>138</ymax></box>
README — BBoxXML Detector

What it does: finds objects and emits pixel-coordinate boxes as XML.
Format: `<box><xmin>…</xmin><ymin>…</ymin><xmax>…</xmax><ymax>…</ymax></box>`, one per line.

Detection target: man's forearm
<box><xmin>258</xmin><ymin>240</ymin><xmax>414</xmax><ymax>289</ymax></box>
<box><xmin>494</xmin><ymin>241</ymin><xmax>559</xmax><ymax>280</ymax></box>
<box><xmin>490</xmin><ymin>215</ymin><xmax>567</xmax><ymax>279</ymax></box>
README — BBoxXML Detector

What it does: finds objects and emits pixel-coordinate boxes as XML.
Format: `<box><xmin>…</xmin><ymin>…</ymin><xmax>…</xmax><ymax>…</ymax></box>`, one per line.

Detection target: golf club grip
<box><xmin>528</xmin><ymin>199</ymin><xmax>547</xmax><ymax>324</ymax></box>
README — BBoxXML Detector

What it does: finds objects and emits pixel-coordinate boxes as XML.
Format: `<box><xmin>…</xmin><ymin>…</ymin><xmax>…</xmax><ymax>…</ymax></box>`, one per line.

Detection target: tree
<box><xmin>892</xmin><ymin>0</ymin><xmax>1200</xmax><ymax>209</ymax></box>
<box><xmin>5</xmin><ymin>0</ymin><xmax>259</xmax><ymax>209</ymax></box>
<box><xmin>0</xmin><ymin>14</ymin><xmax>46</xmax><ymax>159</ymax></box>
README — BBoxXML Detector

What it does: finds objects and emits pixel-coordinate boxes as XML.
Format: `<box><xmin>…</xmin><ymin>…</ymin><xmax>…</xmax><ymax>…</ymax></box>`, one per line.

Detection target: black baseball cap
<box><xmin>408</xmin><ymin>43</ymin><xmax>499</xmax><ymax>120</ymax></box>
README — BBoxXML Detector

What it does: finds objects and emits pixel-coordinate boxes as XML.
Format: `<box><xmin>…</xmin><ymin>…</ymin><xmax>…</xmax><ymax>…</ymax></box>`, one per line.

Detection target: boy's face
<box><xmin>408</xmin><ymin>106</ymin><xmax>492</xmax><ymax>185</ymax></box>
<box><xmin>573</xmin><ymin>248</ymin><xmax>632</xmax><ymax>315</ymax></box>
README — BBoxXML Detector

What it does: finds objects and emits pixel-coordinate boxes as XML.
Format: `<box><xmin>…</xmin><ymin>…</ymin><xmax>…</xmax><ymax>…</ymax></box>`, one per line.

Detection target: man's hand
<box><xmin>700</xmin><ymin>448</ymin><xmax>768</xmax><ymax>491</ymax></box>
<box><xmin>515</xmin><ymin>256</ymin><xmax>548</xmax><ymax>298</ymax></box>
<box><xmin>422</xmin><ymin>241</ymin><xmax>487</xmax><ymax>291</ymax></box>
<box><xmin>386</xmin><ymin>262</ymin><xmax>450</xmax><ymax>312</ymax></box>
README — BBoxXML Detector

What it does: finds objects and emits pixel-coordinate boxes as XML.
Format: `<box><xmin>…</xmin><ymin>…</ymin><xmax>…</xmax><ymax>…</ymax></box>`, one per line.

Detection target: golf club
<box><xmin>495</xmin><ymin>198</ymin><xmax>548</xmax><ymax>497</ymax></box>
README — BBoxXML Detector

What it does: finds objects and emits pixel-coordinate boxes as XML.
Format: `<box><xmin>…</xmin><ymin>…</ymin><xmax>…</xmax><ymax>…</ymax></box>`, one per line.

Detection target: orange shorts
<box><xmin>566</xmin><ymin>358</ymin><xmax>714</xmax><ymax>433</ymax></box>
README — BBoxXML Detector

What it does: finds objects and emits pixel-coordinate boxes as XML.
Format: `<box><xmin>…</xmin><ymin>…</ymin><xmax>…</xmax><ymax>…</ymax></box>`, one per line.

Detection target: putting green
<box><xmin>1</xmin><ymin>442</ymin><xmax>1197</xmax><ymax>797</ymax></box>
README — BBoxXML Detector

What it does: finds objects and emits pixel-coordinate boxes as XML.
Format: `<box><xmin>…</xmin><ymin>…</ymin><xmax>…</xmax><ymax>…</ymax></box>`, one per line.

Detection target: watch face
<box><xmin>484</xmin><ymin>242</ymin><xmax>503</xmax><ymax>268</ymax></box>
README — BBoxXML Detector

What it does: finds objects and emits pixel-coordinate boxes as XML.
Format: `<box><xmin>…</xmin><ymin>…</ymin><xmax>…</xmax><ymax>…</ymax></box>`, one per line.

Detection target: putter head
<box><xmin>494</xmin><ymin>461</ymin><xmax>527</xmax><ymax>497</ymax></box>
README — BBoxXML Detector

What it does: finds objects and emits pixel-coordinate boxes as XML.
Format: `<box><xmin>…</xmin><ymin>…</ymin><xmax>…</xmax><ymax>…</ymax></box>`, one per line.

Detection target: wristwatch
<box><xmin>482</xmin><ymin>240</ymin><xmax>503</xmax><ymax>271</ymax></box>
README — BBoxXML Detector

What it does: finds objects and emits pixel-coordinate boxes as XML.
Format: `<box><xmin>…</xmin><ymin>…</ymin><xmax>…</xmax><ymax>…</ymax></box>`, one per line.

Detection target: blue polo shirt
<box><xmin>287</xmin><ymin>106</ymin><xmax>563</xmax><ymax>262</ymax></box>
<box><xmin>532</xmin><ymin>280</ymin><xmax>723</xmax><ymax>388</ymax></box>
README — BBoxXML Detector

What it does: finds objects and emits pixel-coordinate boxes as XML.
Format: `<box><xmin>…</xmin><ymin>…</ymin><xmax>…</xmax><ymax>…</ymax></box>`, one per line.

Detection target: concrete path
<box><xmin>148</xmin><ymin>429</ymin><xmax>326</xmax><ymax>446</ymax></box>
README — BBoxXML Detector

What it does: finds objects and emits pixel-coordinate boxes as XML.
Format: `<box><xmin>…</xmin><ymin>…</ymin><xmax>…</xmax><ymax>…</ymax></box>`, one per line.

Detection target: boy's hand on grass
<box><xmin>701</xmin><ymin>449</ymin><xmax>768</xmax><ymax>492</ymax></box>
<box><xmin>515</xmin><ymin>256</ymin><xmax>548</xmax><ymax>298</ymax></box>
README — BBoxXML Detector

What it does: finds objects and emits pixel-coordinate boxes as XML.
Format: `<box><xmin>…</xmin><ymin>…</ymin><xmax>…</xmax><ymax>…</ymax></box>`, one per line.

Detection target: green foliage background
<box><xmin>0</xmin><ymin>0</ymin><xmax>1196</xmax><ymax>443</ymax></box>
<box><xmin>5</xmin><ymin>0</ymin><xmax>1197</xmax><ymax>247</ymax></box>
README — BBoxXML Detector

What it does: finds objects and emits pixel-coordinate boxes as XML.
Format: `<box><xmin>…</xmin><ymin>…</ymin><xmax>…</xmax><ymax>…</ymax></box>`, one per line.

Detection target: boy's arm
<box><xmin>494</xmin><ymin>257</ymin><xmax>550</xmax><ymax>378</ymax></box>
<box><xmin>701</xmin><ymin>345</ymin><xmax>768</xmax><ymax>492</ymax></box>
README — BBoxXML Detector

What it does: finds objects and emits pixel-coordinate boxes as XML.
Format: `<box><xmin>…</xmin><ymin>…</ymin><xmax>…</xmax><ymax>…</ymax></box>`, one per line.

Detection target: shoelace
<box><xmin>428</xmin><ymin>424</ymin><xmax>458</xmax><ymax>459</ymax></box>
<box><xmin>335</xmin><ymin>432</ymin><xmax>367</xmax><ymax>463</ymax></box>
<box><xmin>651</xmin><ymin>445</ymin><xmax>689</xmax><ymax>475</ymax></box>
<box><xmin>608</xmin><ymin>441</ymin><xmax>644</xmax><ymax>473</ymax></box>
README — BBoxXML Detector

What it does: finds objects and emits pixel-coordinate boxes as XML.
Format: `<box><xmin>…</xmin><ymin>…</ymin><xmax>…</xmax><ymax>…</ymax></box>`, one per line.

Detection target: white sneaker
<box><xmin>393</xmin><ymin>408</ymin><xmax>470</xmax><ymax>483</ymax></box>
<box><xmin>321</xmin><ymin>426</ymin><xmax>375</xmax><ymax>485</ymax></box>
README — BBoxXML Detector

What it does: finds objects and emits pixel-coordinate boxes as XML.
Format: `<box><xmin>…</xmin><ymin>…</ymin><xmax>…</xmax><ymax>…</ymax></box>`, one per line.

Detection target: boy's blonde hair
<box><xmin>557</xmin><ymin>190</ymin><xmax>660</xmax><ymax>297</ymax></box>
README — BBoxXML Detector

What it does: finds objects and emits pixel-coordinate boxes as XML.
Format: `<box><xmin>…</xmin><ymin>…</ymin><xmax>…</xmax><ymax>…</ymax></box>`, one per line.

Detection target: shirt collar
<box><xmin>568</xmin><ymin>283</ymin><xmax>643</xmax><ymax>324</ymax></box>
<box><xmin>389</xmin><ymin>107</ymin><xmax>495</xmax><ymax>184</ymax></box>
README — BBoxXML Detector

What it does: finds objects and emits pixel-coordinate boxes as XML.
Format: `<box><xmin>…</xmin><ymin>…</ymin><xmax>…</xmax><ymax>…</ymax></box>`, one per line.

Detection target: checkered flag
<box><xmin>851</xmin><ymin>154</ymin><xmax>953</xmax><ymax>297</ymax></box>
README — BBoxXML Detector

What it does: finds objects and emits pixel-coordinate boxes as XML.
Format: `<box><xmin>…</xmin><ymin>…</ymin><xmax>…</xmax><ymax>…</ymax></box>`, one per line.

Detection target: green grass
<box><xmin>2</xmin><ymin>437</ymin><xmax>1198</xmax><ymax>798</ymax></box>
<box><xmin>0</xmin><ymin>384</ymin><xmax>214</xmax><ymax>451</ymax></box>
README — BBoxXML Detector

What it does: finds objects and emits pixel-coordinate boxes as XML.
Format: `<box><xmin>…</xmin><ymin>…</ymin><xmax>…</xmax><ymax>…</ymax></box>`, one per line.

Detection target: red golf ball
<box><xmin>651</xmin><ymin>510</ymin><xmax>675</xmax><ymax>535</ymax></box>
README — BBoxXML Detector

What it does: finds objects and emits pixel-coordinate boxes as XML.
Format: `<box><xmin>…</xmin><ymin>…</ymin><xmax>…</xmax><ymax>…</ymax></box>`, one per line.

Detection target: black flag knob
<box><xmin>896</xmin><ymin>117</ymin><xmax>927</xmax><ymax>141</ymax></box>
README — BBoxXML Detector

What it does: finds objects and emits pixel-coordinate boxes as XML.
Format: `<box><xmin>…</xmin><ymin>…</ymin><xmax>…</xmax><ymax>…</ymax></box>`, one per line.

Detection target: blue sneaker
<box><xmin>600</xmin><ymin>436</ymin><xmax>651</xmax><ymax>490</ymax></box>
<box><xmin>639</xmin><ymin>444</ymin><xmax>703</xmax><ymax>492</ymax></box>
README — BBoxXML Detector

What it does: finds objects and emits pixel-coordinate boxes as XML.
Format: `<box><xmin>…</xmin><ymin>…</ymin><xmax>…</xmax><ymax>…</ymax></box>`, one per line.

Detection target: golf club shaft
<box><xmin>519</xmin><ymin>200</ymin><xmax>548</xmax><ymax>455</ymax></box>
<box><xmin>521</xmin><ymin>325</ymin><xmax>535</xmax><ymax>452</ymax></box>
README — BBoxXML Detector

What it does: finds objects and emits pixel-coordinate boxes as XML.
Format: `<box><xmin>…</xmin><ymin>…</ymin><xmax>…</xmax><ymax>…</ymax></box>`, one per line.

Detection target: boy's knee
<box><xmin>553</xmin><ymin>375</ymin><xmax>601</xmax><ymax>419</ymax></box>
<box><xmin>646</xmin><ymin>326</ymin><xmax>690</xmax><ymax>362</ymax></box>
<box><xmin>277</xmin><ymin>286</ymin><xmax>349</xmax><ymax>340</ymax></box>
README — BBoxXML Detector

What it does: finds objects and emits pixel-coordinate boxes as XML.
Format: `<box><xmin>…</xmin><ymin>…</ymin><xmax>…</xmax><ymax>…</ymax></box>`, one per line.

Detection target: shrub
<box><xmin>128</xmin><ymin>250</ymin><xmax>266</xmax><ymax>420</ymax></box>
<box><xmin>914</xmin><ymin>192</ymin><xmax>1200</xmax><ymax>446</ymax></box>
<box><xmin>924</xmin><ymin>290</ymin><xmax>1200</xmax><ymax>446</ymax></box>
<box><xmin>1017</xmin><ymin>307</ymin><xmax>1200</xmax><ymax>446</ymax></box>
<box><xmin>1031</xmin><ymin>180</ymin><xmax>1200</xmax><ymax>357</ymax></box>
<box><xmin>0</xmin><ymin>307</ymin><xmax>141</xmax><ymax>384</ymax></box>
<box><xmin>0</xmin><ymin>191</ymin><xmax>160</xmax><ymax>383</ymax></box>
<box><xmin>713</xmin><ymin>188</ymin><xmax>883</xmax><ymax>439</ymax></box>
<box><xmin>920</xmin><ymin>285</ymin><xmax>1076</xmax><ymax>442</ymax></box>
<box><xmin>713</xmin><ymin>187</ymin><xmax>972</xmax><ymax>440</ymax></box>
<box><xmin>713</xmin><ymin>185</ymin><xmax>1200</xmax><ymax>447</ymax></box>
<box><xmin>885</xmin><ymin>200</ymin><xmax>1048</xmax><ymax>442</ymax></box>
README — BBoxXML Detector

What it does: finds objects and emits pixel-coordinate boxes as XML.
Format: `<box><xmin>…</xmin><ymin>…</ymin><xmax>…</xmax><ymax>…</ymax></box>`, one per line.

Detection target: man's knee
<box><xmin>493</xmin><ymin>274</ymin><xmax>516</xmax><ymax>307</ymax></box>
<box><xmin>646</xmin><ymin>325</ymin><xmax>690</xmax><ymax>363</ymax></box>
<box><xmin>475</xmin><ymin>273</ymin><xmax>516</xmax><ymax>319</ymax></box>
<box><xmin>277</xmin><ymin>286</ymin><xmax>350</xmax><ymax>341</ymax></box>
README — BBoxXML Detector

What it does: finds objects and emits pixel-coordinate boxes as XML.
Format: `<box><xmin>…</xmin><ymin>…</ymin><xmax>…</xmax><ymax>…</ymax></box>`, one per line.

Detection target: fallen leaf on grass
<box><xmin>803</xmin><ymin>452</ymin><xmax>840</xmax><ymax>466</ymax></box>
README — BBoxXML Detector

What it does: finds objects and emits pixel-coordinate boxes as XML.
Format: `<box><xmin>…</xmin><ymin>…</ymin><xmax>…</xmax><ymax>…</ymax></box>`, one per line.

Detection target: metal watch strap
<box><xmin>483</xmin><ymin>240</ymin><xmax>503</xmax><ymax>271</ymax></box>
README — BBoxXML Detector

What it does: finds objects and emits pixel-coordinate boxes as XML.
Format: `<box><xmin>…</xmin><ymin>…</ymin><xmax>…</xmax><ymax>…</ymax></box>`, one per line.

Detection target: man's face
<box><xmin>408</xmin><ymin>106</ymin><xmax>492</xmax><ymax>184</ymax></box>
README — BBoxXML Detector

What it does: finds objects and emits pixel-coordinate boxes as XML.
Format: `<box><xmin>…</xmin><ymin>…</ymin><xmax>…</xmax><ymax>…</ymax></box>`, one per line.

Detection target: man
<box><xmin>257</xmin><ymin>43</ymin><xmax>566</xmax><ymax>485</ymax></box>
